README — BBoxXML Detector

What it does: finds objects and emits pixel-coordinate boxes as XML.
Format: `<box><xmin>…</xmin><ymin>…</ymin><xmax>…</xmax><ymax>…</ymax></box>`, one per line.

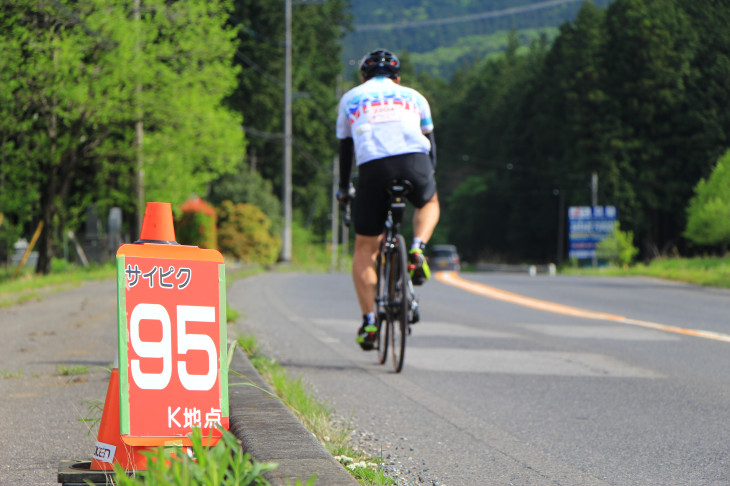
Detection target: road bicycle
<box><xmin>373</xmin><ymin>180</ymin><xmax>420</xmax><ymax>373</ymax></box>
<box><xmin>342</xmin><ymin>180</ymin><xmax>420</xmax><ymax>372</ymax></box>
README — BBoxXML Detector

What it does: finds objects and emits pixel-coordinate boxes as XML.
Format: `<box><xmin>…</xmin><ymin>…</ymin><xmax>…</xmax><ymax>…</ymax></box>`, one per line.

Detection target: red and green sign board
<box><xmin>116</xmin><ymin>243</ymin><xmax>228</xmax><ymax>446</ymax></box>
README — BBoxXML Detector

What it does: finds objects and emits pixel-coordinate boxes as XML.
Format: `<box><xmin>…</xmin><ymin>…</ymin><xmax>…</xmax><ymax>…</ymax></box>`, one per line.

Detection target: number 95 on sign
<box><xmin>118</xmin><ymin>255</ymin><xmax>227</xmax><ymax>441</ymax></box>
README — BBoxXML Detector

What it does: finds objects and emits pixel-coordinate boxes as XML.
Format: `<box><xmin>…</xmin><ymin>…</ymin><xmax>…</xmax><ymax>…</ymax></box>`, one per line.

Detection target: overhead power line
<box><xmin>355</xmin><ymin>0</ymin><xmax>584</xmax><ymax>32</ymax></box>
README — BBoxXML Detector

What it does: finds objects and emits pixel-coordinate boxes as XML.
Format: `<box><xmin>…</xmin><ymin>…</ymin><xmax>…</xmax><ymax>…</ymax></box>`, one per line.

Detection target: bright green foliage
<box><xmin>0</xmin><ymin>0</ymin><xmax>242</xmax><ymax>273</ymax></box>
<box><xmin>684</xmin><ymin>150</ymin><xmax>730</xmax><ymax>249</ymax></box>
<box><xmin>596</xmin><ymin>222</ymin><xmax>639</xmax><ymax>267</ymax></box>
<box><xmin>176</xmin><ymin>198</ymin><xmax>218</xmax><ymax>250</ymax></box>
<box><xmin>137</xmin><ymin>0</ymin><xmax>244</xmax><ymax>206</ymax></box>
<box><xmin>217</xmin><ymin>201</ymin><xmax>281</xmax><ymax>265</ymax></box>
<box><xmin>112</xmin><ymin>427</ymin><xmax>277</xmax><ymax>486</ymax></box>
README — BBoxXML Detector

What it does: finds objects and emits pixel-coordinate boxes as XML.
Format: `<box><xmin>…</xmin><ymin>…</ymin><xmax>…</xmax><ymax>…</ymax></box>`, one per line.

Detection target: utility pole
<box><xmin>134</xmin><ymin>0</ymin><xmax>144</xmax><ymax>236</ymax></box>
<box><xmin>330</xmin><ymin>154</ymin><xmax>338</xmax><ymax>271</ymax></box>
<box><xmin>555</xmin><ymin>189</ymin><xmax>565</xmax><ymax>266</ymax></box>
<box><xmin>281</xmin><ymin>0</ymin><xmax>293</xmax><ymax>263</ymax></box>
<box><xmin>331</xmin><ymin>74</ymin><xmax>343</xmax><ymax>272</ymax></box>
<box><xmin>591</xmin><ymin>171</ymin><xmax>598</xmax><ymax>268</ymax></box>
<box><xmin>591</xmin><ymin>171</ymin><xmax>598</xmax><ymax>208</ymax></box>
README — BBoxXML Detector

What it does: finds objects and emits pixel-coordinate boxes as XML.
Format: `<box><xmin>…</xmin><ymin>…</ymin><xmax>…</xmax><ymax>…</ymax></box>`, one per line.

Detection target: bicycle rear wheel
<box><xmin>375</xmin><ymin>246</ymin><xmax>388</xmax><ymax>365</ymax></box>
<box><xmin>389</xmin><ymin>235</ymin><xmax>409</xmax><ymax>373</ymax></box>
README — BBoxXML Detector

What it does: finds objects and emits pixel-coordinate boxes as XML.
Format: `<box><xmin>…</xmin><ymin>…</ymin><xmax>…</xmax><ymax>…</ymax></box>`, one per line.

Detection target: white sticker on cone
<box><xmin>93</xmin><ymin>441</ymin><xmax>117</xmax><ymax>464</ymax></box>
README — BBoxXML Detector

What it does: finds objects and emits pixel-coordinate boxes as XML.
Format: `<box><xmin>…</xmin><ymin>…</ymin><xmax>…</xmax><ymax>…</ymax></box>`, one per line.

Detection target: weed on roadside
<box><xmin>235</xmin><ymin>335</ymin><xmax>395</xmax><ymax>486</ymax></box>
<box><xmin>1</xmin><ymin>369</ymin><xmax>22</xmax><ymax>378</ymax></box>
<box><xmin>112</xmin><ymin>427</ymin><xmax>277</xmax><ymax>486</ymax></box>
<box><xmin>56</xmin><ymin>364</ymin><xmax>90</xmax><ymax>376</ymax></box>
<box><xmin>78</xmin><ymin>398</ymin><xmax>104</xmax><ymax>437</ymax></box>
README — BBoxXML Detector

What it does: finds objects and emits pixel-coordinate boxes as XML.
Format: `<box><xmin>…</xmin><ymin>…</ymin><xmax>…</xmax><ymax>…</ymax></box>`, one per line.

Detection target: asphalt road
<box><xmin>0</xmin><ymin>280</ymin><xmax>118</xmax><ymax>485</ymax></box>
<box><xmin>3</xmin><ymin>270</ymin><xmax>730</xmax><ymax>485</ymax></box>
<box><xmin>228</xmin><ymin>271</ymin><xmax>730</xmax><ymax>486</ymax></box>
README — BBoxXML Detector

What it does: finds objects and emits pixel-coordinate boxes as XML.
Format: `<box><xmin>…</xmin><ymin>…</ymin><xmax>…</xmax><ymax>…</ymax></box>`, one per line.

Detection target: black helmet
<box><xmin>359</xmin><ymin>49</ymin><xmax>400</xmax><ymax>80</ymax></box>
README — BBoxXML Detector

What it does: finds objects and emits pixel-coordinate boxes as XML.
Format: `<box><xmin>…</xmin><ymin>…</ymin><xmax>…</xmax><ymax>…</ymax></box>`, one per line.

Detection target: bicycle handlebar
<box><xmin>341</xmin><ymin>199</ymin><xmax>352</xmax><ymax>228</ymax></box>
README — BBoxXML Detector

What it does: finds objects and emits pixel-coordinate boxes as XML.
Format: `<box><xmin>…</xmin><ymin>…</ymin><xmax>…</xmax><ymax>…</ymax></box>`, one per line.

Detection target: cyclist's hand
<box><xmin>336</xmin><ymin>183</ymin><xmax>356</xmax><ymax>205</ymax></box>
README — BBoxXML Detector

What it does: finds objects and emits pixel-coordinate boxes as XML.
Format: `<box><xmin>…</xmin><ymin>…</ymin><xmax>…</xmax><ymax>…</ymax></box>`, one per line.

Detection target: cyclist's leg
<box><xmin>353</xmin><ymin>234</ymin><xmax>380</xmax><ymax>317</ymax></box>
<box><xmin>402</xmin><ymin>153</ymin><xmax>439</xmax><ymax>283</ymax></box>
<box><xmin>396</xmin><ymin>152</ymin><xmax>439</xmax><ymax>245</ymax></box>
<box><xmin>352</xmin><ymin>159</ymin><xmax>390</xmax><ymax>347</ymax></box>
<box><xmin>412</xmin><ymin>192</ymin><xmax>440</xmax><ymax>244</ymax></box>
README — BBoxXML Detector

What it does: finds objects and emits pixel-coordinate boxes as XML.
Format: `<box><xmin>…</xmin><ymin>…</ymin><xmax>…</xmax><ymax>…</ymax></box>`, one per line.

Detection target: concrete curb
<box><xmin>57</xmin><ymin>346</ymin><xmax>358</xmax><ymax>486</ymax></box>
<box><xmin>228</xmin><ymin>346</ymin><xmax>359</xmax><ymax>486</ymax></box>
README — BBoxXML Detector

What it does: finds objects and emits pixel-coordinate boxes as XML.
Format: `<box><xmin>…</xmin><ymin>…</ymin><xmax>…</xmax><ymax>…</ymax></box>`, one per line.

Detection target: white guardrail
<box><xmin>473</xmin><ymin>263</ymin><xmax>557</xmax><ymax>276</ymax></box>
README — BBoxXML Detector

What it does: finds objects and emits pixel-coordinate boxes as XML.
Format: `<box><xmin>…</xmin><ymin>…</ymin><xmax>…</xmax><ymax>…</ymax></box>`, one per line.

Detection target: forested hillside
<box><xmin>426</xmin><ymin>0</ymin><xmax>730</xmax><ymax>263</ymax></box>
<box><xmin>343</xmin><ymin>0</ymin><xmax>614</xmax><ymax>78</ymax></box>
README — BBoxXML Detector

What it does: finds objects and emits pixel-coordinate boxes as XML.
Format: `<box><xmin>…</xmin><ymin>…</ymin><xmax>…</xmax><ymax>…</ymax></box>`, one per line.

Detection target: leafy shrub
<box><xmin>217</xmin><ymin>201</ymin><xmax>281</xmax><ymax>265</ymax></box>
<box><xmin>596</xmin><ymin>222</ymin><xmax>639</xmax><ymax>267</ymax></box>
<box><xmin>176</xmin><ymin>197</ymin><xmax>217</xmax><ymax>249</ymax></box>
<box><xmin>207</xmin><ymin>169</ymin><xmax>283</xmax><ymax>235</ymax></box>
<box><xmin>684</xmin><ymin>149</ymin><xmax>730</xmax><ymax>250</ymax></box>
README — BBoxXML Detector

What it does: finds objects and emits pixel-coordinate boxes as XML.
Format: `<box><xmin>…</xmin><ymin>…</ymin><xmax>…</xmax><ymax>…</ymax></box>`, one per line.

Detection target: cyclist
<box><xmin>336</xmin><ymin>48</ymin><xmax>440</xmax><ymax>350</ymax></box>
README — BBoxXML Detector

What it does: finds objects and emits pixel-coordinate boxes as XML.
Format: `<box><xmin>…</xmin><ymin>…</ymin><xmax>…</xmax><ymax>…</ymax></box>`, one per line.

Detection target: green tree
<box><xmin>602</xmin><ymin>0</ymin><xmax>697</xmax><ymax>256</ymax></box>
<box><xmin>684</xmin><ymin>150</ymin><xmax>730</xmax><ymax>251</ymax></box>
<box><xmin>0</xmin><ymin>1</ymin><xmax>135</xmax><ymax>273</ymax></box>
<box><xmin>437</xmin><ymin>30</ymin><xmax>555</xmax><ymax>261</ymax></box>
<box><xmin>676</xmin><ymin>0</ymin><xmax>730</xmax><ymax>187</ymax></box>
<box><xmin>139</xmin><ymin>0</ymin><xmax>244</xmax><ymax>206</ymax></box>
<box><xmin>227</xmin><ymin>0</ymin><xmax>350</xmax><ymax>242</ymax></box>
<box><xmin>0</xmin><ymin>0</ymin><xmax>243</xmax><ymax>273</ymax></box>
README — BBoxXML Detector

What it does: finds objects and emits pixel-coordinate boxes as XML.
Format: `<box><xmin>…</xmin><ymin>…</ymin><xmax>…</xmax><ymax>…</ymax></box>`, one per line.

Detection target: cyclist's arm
<box><xmin>338</xmin><ymin>137</ymin><xmax>355</xmax><ymax>189</ymax></box>
<box><xmin>425</xmin><ymin>130</ymin><xmax>437</xmax><ymax>170</ymax></box>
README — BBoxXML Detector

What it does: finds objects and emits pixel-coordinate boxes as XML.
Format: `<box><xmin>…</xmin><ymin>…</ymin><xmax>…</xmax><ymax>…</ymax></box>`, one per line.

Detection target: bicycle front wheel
<box><xmin>389</xmin><ymin>235</ymin><xmax>409</xmax><ymax>373</ymax></box>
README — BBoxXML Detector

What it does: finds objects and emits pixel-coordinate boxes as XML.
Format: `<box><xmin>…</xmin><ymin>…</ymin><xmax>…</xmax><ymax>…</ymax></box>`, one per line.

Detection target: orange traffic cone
<box><xmin>87</xmin><ymin>203</ymin><xmax>185</xmax><ymax>475</ymax></box>
<box><xmin>138</xmin><ymin>202</ymin><xmax>177</xmax><ymax>243</ymax></box>
<box><xmin>90</xmin><ymin>368</ymin><xmax>152</xmax><ymax>472</ymax></box>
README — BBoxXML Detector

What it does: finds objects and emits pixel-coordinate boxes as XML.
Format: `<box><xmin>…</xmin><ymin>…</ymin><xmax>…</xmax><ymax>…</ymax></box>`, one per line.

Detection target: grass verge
<box><xmin>236</xmin><ymin>335</ymin><xmax>395</xmax><ymax>486</ymax></box>
<box><xmin>561</xmin><ymin>255</ymin><xmax>730</xmax><ymax>288</ymax></box>
<box><xmin>0</xmin><ymin>259</ymin><xmax>115</xmax><ymax>308</ymax></box>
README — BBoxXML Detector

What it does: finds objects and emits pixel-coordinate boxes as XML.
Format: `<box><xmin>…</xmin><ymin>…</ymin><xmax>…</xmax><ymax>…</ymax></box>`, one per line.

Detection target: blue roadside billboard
<box><xmin>568</xmin><ymin>206</ymin><xmax>617</xmax><ymax>260</ymax></box>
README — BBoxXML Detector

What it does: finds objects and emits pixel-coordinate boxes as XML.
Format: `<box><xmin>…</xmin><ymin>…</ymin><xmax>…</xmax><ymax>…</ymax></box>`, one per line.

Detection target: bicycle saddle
<box><xmin>387</xmin><ymin>179</ymin><xmax>413</xmax><ymax>196</ymax></box>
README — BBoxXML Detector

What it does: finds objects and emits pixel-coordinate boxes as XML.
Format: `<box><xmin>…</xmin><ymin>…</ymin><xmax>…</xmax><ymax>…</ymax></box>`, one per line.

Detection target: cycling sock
<box><xmin>364</xmin><ymin>312</ymin><xmax>376</xmax><ymax>326</ymax></box>
<box><xmin>411</xmin><ymin>238</ymin><xmax>425</xmax><ymax>251</ymax></box>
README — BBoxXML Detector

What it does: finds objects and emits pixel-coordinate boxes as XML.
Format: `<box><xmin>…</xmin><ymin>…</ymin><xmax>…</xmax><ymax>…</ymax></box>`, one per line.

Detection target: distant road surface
<box><xmin>229</xmin><ymin>271</ymin><xmax>730</xmax><ymax>486</ymax></box>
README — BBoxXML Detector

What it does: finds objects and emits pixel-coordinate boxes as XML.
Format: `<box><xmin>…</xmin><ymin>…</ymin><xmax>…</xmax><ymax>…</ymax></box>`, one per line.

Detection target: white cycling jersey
<box><xmin>336</xmin><ymin>76</ymin><xmax>433</xmax><ymax>166</ymax></box>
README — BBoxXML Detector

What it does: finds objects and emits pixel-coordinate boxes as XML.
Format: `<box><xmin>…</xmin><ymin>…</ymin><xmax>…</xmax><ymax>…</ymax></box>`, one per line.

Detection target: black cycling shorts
<box><xmin>354</xmin><ymin>152</ymin><xmax>436</xmax><ymax>237</ymax></box>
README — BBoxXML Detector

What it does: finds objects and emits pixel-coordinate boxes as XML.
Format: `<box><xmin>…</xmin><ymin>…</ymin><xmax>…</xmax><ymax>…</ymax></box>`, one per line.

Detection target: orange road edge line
<box><xmin>435</xmin><ymin>271</ymin><xmax>730</xmax><ymax>344</ymax></box>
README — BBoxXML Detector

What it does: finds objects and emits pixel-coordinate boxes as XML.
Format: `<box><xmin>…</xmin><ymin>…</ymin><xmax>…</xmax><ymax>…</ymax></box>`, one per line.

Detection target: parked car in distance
<box><xmin>429</xmin><ymin>244</ymin><xmax>460</xmax><ymax>271</ymax></box>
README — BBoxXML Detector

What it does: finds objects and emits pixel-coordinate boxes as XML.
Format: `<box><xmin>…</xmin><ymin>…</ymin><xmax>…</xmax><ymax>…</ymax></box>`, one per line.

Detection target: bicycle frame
<box><xmin>376</xmin><ymin>181</ymin><xmax>408</xmax><ymax>315</ymax></box>
<box><xmin>374</xmin><ymin>180</ymin><xmax>419</xmax><ymax>372</ymax></box>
